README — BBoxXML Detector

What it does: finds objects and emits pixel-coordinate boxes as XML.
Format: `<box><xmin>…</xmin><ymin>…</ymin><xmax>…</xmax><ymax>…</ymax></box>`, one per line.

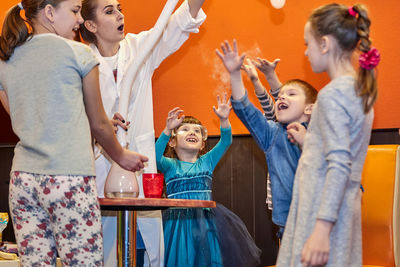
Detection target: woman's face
<box><xmin>52</xmin><ymin>0</ymin><xmax>84</xmax><ymax>40</ymax></box>
<box><xmin>90</xmin><ymin>0</ymin><xmax>125</xmax><ymax>45</ymax></box>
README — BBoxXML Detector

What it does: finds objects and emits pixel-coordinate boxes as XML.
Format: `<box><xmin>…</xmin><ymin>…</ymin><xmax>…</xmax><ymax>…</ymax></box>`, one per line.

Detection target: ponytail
<box><xmin>0</xmin><ymin>4</ymin><xmax>31</xmax><ymax>61</ymax></box>
<box><xmin>353</xmin><ymin>4</ymin><xmax>378</xmax><ymax>113</ymax></box>
<box><xmin>308</xmin><ymin>3</ymin><xmax>378</xmax><ymax>114</ymax></box>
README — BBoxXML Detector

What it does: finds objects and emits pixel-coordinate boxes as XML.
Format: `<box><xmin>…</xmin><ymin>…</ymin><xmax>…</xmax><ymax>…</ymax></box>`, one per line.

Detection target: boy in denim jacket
<box><xmin>216</xmin><ymin>40</ymin><xmax>317</xmax><ymax>238</ymax></box>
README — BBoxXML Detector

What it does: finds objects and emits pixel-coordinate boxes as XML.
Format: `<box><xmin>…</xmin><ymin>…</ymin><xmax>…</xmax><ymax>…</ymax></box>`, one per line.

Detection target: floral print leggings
<box><xmin>9</xmin><ymin>171</ymin><xmax>103</xmax><ymax>266</ymax></box>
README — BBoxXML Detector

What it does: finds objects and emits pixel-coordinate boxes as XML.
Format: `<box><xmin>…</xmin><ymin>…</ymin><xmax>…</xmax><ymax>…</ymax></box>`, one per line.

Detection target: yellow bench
<box><xmin>362</xmin><ymin>145</ymin><xmax>400</xmax><ymax>267</ymax></box>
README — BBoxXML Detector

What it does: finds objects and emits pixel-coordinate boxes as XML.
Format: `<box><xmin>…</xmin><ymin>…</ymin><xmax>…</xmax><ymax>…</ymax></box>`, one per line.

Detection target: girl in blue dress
<box><xmin>156</xmin><ymin>94</ymin><xmax>261</xmax><ymax>267</ymax></box>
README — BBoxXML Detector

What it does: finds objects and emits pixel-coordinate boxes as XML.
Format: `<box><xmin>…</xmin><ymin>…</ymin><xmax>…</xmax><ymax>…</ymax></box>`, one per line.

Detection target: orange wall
<box><xmin>1</xmin><ymin>0</ymin><xmax>399</xmax><ymax>138</ymax></box>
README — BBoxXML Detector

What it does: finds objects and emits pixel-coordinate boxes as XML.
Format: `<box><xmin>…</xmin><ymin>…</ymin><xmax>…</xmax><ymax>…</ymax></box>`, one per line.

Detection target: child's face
<box><xmin>173</xmin><ymin>123</ymin><xmax>205</xmax><ymax>153</ymax></box>
<box><xmin>275</xmin><ymin>85</ymin><xmax>309</xmax><ymax>124</ymax></box>
<box><xmin>87</xmin><ymin>0</ymin><xmax>125</xmax><ymax>45</ymax></box>
<box><xmin>304</xmin><ymin>22</ymin><xmax>326</xmax><ymax>73</ymax></box>
<box><xmin>52</xmin><ymin>0</ymin><xmax>84</xmax><ymax>40</ymax></box>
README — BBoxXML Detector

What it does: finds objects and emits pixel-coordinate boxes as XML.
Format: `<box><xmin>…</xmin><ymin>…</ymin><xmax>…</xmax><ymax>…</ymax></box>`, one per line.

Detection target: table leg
<box><xmin>117</xmin><ymin>210</ymin><xmax>137</xmax><ymax>267</ymax></box>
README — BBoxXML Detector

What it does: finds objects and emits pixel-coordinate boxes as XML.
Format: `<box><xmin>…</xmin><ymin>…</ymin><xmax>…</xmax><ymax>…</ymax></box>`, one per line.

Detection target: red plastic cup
<box><xmin>142</xmin><ymin>173</ymin><xmax>164</xmax><ymax>198</ymax></box>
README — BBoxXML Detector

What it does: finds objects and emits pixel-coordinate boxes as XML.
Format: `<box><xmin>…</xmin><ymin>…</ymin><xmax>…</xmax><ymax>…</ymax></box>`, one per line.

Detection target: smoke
<box><xmin>202</xmin><ymin>42</ymin><xmax>262</xmax><ymax>97</ymax></box>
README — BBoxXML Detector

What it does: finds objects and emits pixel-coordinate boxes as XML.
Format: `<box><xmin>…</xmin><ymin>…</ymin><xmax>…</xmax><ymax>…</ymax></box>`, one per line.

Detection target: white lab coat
<box><xmin>92</xmin><ymin>1</ymin><xmax>206</xmax><ymax>266</ymax></box>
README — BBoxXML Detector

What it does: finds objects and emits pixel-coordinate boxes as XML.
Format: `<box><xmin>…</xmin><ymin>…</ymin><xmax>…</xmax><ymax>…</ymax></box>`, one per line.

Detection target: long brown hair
<box><xmin>79</xmin><ymin>0</ymin><xmax>98</xmax><ymax>44</ymax></box>
<box><xmin>0</xmin><ymin>0</ymin><xmax>67</xmax><ymax>61</ymax></box>
<box><xmin>308</xmin><ymin>3</ymin><xmax>377</xmax><ymax>113</ymax></box>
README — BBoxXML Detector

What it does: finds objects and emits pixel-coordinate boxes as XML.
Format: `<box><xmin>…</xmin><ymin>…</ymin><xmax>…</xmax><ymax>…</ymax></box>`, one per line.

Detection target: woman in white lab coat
<box><xmin>79</xmin><ymin>0</ymin><xmax>206</xmax><ymax>266</ymax></box>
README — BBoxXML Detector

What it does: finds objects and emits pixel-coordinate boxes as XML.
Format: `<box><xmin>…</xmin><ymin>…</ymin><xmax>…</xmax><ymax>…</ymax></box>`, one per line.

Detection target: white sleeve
<box><xmin>127</xmin><ymin>0</ymin><xmax>206</xmax><ymax>71</ymax></box>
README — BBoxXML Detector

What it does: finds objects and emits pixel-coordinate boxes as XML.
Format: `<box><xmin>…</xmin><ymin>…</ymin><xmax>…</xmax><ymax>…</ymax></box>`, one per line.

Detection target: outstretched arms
<box><xmin>242</xmin><ymin>59</ymin><xmax>277</xmax><ymax>120</ymax></box>
<box><xmin>216</xmin><ymin>40</ymin><xmax>246</xmax><ymax>100</ymax></box>
<box><xmin>213</xmin><ymin>93</ymin><xmax>231</xmax><ymax>129</ymax></box>
<box><xmin>253</xmin><ymin>57</ymin><xmax>282</xmax><ymax>93</ymax></box>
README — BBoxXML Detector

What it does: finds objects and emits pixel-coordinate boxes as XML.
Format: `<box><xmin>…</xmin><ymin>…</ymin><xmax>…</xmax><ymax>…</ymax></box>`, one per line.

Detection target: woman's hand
<box><xmin>111</xmin><ymin>112</ymin><xmax>130</xmax><ymax>133</ymax></box>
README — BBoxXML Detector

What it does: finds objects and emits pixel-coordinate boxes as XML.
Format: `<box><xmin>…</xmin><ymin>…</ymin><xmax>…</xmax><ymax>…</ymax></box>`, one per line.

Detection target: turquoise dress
<box><xmin>156</xmin><ymin>127</ymin><xmax>261</xmax><ymax>267</ymax></box>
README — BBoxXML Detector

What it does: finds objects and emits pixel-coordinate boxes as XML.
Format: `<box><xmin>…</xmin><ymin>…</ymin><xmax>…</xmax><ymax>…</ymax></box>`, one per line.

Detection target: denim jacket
<box><xmin>231</xmin><ymin>92</ymin><xmax>305</xmax><ymax>227</ymax></box>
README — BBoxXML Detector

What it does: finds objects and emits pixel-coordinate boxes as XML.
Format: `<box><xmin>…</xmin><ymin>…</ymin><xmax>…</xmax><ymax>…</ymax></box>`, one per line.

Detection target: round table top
<box><xmin>99</xmin><ymin>197</ymin><xmax>216</xmax><ymax>211</ymax></box>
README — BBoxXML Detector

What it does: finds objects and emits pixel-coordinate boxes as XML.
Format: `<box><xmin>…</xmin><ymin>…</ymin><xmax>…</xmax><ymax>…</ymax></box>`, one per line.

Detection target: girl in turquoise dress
<box><xmin>156</xmin><ymin>94</ymin><xmax>261</xmax><ymax>267</ymax></box>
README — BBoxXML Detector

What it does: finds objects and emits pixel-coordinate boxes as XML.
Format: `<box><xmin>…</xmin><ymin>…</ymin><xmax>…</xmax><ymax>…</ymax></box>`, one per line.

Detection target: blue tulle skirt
<box><xmin>163</xmin><ymin>203</ymin><xmax>261</xmax><ymax>267</ymax></box>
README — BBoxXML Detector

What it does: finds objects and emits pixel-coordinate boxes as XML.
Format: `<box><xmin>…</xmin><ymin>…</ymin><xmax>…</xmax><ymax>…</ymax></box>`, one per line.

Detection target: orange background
<box><xmin>0</xmin><ymin>0</ymin><xmax>399</xmax><ymax>139</ymax></box>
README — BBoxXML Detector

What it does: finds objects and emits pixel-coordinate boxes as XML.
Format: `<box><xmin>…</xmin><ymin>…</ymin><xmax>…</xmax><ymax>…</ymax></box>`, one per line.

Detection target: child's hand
<box><xmin>213</xmin><ymin>93</ymin><xmax>231</xmax><ymax>120</ymax></box>
<box><xmin>301</xmin><ymin>220</ymin><xmax>332</xmax><ymax>266</ymax></box>
<box><xmin>216</xmin><ymin>39</ymin><xmax>246</xmax><ymax>74</ymax></box>
<box><xmin>164</xmin><ymin>107</ymin><xmax>184</xmax><ymax>136</ymax></box>
<box><xmin>254</xmin><ymin>58</ymin><xmax>280</xmax><ymax>78</ymax></box>
<box><xmin>119</xmin><ymin>150</ymin><xmax>149</xmax><ymax>172</ymax></box>
<box><xmin>287</xmin><ymin>122</ymin><xmax>307</xmax><ymax>148</ymax></box>
<box><xmin>242</xmin><ymin>58</ymin><xmax>259</xmax><ymax>82</ymax></box>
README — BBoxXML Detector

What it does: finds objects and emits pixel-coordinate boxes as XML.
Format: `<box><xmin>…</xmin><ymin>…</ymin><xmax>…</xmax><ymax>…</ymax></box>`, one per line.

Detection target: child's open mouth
<box><xmin>117</xmin><ymin>24</ymin><xmax>124</xmax><ymax>32</ymax></box>
<box><xmin>186</xmin><ymin>137</ymin><xmax>198</xmax><ymax>143</ymax></box>
<box><xmin>278</xmin><ymin>103</ymin><xmax>288</xmax><ymax>111</ymax></box>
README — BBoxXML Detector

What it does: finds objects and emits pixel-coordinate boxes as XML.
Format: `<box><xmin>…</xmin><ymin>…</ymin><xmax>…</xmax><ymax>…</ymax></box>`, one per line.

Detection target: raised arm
<box><xmin>208</xmin><ymin>94</ymin><xmax>232</xmax><ymax>169</ymax></box>
<box><xmin>254</xmin><ymin>57</ymin><xmax>282</xmax><ymax>94</ymax></box>
<box><xmin>216</xmin><ymin>40</ymin><xmax>246</xmax><ymax>100</ymax></box>
<box><xmin>162</xmin><ymin>107</ymin><xmax>185</xmax><ymax>136</ymax></box>
<box><xmin>156</xmin><ymin>107</ymin><xmax>184</xmax><ymax>171</ymax></box>
<box><xmin>213</xmin><ymin>93</ymin><xmax>231</xmax><ymax>129</ymax></box>
<box><xmin>242</xmin><ymin>58</ymin><xmax>276</xmax><ymax>120</ymax></box>
<box><xmin>188</xmin><ymin>0</ymin><xmax>206</xmax><ymax>18</ymax></box>
<box><xmin>82</xmin><ymin>67</ymin><xmax>148</xmax><ymax>171</ymax></box>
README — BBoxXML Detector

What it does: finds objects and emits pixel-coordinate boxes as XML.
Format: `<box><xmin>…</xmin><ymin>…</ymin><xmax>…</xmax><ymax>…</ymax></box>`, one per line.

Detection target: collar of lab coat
<box><xmin>89</xmin><ymin>40</ymin><xmax>130</xmax><ymax>90</ymax></box>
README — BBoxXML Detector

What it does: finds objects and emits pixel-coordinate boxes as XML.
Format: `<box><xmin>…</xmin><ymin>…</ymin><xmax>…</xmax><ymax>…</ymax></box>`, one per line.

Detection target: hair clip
<box><xmin>359</xmin><ymin>47</ymin><xmax>380</xmax><ymax>70</ymax></box>
<box><xmin>17</xmin><ymin>2</ymin><xmax>24</xmax><ymax>10</ymax></box>
<box><xmin>348</xmin><ymin>6</ymin><xmax>357</xmax><ymax>17</ymax></box>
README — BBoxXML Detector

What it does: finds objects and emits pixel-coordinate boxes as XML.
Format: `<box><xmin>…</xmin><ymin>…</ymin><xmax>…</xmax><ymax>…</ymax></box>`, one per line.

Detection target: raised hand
<box><xmin>164</xmin><ymin>107</ymin><xmax>185</xmax><ymax>135</ymax></box>
<box><xmin>254</xmin><ymin>57</ymin><xmax>280</xmax><ymax>78</ymax></box>
<box><xmin>242</xmin><ymin>58</ymin><xmax>260</xmax><ymax>82</ymax></box>
<box><xmin>216</xmin><ymin>39</ymin><xmax>246</xmax><ymax>74</ymax></box>
<box><xmin>213</xmin><ymin>93</ymin><xmax>232</xmax><ymax>122</ymax></box>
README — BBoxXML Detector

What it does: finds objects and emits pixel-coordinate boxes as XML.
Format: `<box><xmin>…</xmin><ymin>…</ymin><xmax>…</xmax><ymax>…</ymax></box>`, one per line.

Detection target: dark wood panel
<box><xmin>211</xmin><ymin>136</ymin><xmax>279</xmax><ymax>266</ymax></box>
<box><xmin>370</xmin><ymin>128</ymin><xmax>400</xmax><ymax>145</ymax></box>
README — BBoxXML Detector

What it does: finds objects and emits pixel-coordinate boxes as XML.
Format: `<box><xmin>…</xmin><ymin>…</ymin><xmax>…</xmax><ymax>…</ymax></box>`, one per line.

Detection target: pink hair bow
<box><xmin>348</xmin><ymin>6</ymin><xmax>357</xmax><ymax>17</ymax></box>
<box><xmin>359</xmin><ymin>47</ymin><xmax>381</xmax><ymax>70</ymax></box>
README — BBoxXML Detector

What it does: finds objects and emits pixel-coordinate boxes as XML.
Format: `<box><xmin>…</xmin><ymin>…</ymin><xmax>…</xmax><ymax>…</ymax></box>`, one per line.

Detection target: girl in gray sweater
<box><xmin>277</xmin><ymin>3</ymin><xmax>379</xmax><ymax>267</ymax></box>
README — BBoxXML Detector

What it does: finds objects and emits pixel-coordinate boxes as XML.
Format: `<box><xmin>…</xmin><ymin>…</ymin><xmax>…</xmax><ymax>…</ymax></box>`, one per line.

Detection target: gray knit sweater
<box><xmin>277</xmin><ymin>76</ymin><xmax>373</xmax><ymax>266</ymax></box>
